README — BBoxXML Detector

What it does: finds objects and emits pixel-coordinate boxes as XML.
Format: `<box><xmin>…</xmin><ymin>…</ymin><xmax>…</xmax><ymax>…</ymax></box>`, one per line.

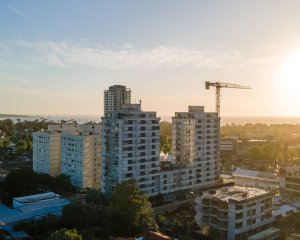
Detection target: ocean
<box><xmin>1</xmin><ymin>115</ymin><xmax>300</xmax><ymax>126</ymax></box>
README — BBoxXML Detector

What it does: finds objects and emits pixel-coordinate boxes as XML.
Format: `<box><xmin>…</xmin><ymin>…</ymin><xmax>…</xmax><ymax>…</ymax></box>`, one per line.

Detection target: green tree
<box><xmin>246</xmin><ymin>146</ymin><xmax>262</xmax><ymax>161</ymax></box>
<box><xmin>109</xmin><ymin>180</ymin><xmax>158</xmax><ymax>236</ymax></box>
<box><xmin>261</xmin><ymin>144</ymin><xmax>273</xmax><ymax>161</ymax></box>
<box><xmin>47</xmin><ymin>229</ymin><xmax>82</xmax><ymax>240</ymax></box>
<box><xmin>62</xmin><ymin>204</ymin><xmax>97</xmax><ymax>229</ymax></box>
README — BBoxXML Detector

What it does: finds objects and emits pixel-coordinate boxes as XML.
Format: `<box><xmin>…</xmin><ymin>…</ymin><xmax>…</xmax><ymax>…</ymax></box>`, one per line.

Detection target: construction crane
<box><xmin>205</xmin><ymin>81</ymin><xmax>251</xmax><ymax>116</ymax></box>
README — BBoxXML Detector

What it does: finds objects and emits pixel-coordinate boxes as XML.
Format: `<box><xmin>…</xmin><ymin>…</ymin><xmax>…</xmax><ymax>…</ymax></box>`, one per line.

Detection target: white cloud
<box><xmin>0</xmin><ymin>40</ymin><xmax>277</xmax><ymax>70</ymax></box>
<box><xmin>7</xmin><ymin>6</ymin><xmax>33</xmax><ymax>19</ymax></box>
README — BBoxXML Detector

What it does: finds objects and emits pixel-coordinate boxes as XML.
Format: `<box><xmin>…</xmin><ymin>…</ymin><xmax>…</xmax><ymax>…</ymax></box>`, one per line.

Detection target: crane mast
<box><xmin>205</xmin><ymin>81</ymin><xmax>251</xmax><ymax>116</ymax></box>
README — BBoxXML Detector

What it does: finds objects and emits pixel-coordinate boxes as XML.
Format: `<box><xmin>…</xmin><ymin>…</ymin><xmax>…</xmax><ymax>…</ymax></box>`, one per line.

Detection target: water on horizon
<box><xmin>2</xmin><ymin>115</ymin><xmax>300</xmax><ymax>125</ymax></box>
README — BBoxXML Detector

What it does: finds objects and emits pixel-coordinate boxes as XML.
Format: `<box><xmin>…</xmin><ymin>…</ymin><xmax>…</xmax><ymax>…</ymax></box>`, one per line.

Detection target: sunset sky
<box><xmin>1</xmin><ymin>0</ymin><xmax>300</xmax><ymax>117</ymax></box>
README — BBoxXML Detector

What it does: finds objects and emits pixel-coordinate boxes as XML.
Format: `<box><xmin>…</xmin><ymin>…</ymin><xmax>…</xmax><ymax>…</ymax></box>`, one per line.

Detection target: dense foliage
<box><xmin>47</xmin><ymin>229</ymin><xmax>83</xmax><ymax>240</ymax></box>
<box><xmin>0</xmin><ymin>119</ymin><xmax>54</xmax><ymax>160</ymax></box>
<box><xmin>0</xmin><ymin>169</ymin><xmax>75</xmax><ymax>205</ymax></box>
<box><xmin>160</xmin><ymin>121</ymin><xmax>172</xmax><ymax>154</ymax></box>
<box><xmin>14</xmin><ymin>180</ymin><xmax>158</xmax><ymax>239</ymax></box>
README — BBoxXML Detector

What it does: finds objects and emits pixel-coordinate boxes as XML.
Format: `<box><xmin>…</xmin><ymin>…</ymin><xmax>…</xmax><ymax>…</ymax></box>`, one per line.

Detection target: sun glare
<box><xmin>279</xmin><ymin>51</ymin><xmax>300</xmax><ymax>107</ymax></box>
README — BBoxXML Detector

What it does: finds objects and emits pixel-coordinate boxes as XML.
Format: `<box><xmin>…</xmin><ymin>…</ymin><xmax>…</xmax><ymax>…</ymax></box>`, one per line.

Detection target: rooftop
<box><xmin>248</xmin><ymin>228</ymin><xmax>279</xmax><ymax>240</ymax></box>
<box><xmin>208</xmin><ymin>186</ymin><xmax>269</xmax><ymax>202</ymax></box>
<box><xmin>233</xmin><ymin>168</ymin><xmax>279</xmax><ymax>180</ymax></box>
<box><xmin>13</xmin><ymin>192</ymin><xmax>60</xmax><ymax>205</ymax></box>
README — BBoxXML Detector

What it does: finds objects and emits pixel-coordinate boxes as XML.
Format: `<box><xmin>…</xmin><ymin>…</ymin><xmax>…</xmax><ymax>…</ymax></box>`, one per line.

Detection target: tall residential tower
<box><xmin>101</xmin><ymin>103</ymin><xmax>161</xmax><ymax>196</ymax></box>
<box><xmin>104</xmin><ymin>85</ymin><xmax>131</xmax><ymax>115</ymax></box>
<box><xmin>172</xmin><ymin>106</ymin><xmax>220</xmax><ymax>183</ymax></box>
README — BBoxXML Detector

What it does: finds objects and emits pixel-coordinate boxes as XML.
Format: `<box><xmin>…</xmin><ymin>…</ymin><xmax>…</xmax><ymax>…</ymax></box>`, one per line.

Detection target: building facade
<box><xmin>104</xmin><ymin>85</ymin><xmax>131</xmax><ymax>115</ymax></box>
<box><xmin>101</xmin><ymin>103</ymin><xmax>220</xmax><ymax>196</ymax></box>
<box><xmin>33</xmin><ymin>125</ymin><xmax>79</xmax><ymax>177</ymax></box>
<box><xmin>101</xmin><ymin>103</ymin><xmax>161</xmax><ymax>196</ymax></box>
<box><xmin>195</xmin><ymin>186</ymin><xmax>275</xmax><ymax>240</ymax></box>
<box><xmin>172</xmin><ymin>106</ymin><xmax>219</xmax><ymax>183</ymax></box>
<box><xmin>60</xmin><ymin>125</ymin><xmax>101</xmax><ymax>189</ymax></box>
<box><xmin>33</xmin><ymin>124</ymin><xmax>101</xmax><ymax>189</ymax></box>
<box><xmin>282</xmin><ymin>166</ymin><xmax>300</xmax><ymax>200</ymax></box>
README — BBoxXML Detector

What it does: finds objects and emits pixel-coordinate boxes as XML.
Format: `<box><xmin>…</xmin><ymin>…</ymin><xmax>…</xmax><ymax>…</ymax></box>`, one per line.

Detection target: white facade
<box><xmin>101</xmin><ymin>103</ymin><xmax>161</xmax><ymax>196</ymax></box>
<box><xmin>104</xmin><ymin>85</ymin><xmax>131</xmax><ymax>115</ymax></box>
<box><xmin>33</xmin><ymin>125</ymin><xmax>79</xmax><ymax>177</ymax></box>
<box><xmin>101</xmin><ymin>104</ymin><xmax>220</xmax><ymax>197</ymax></box>
<box><xmin>283</xmin><ymin>166</ymin><xmax>300</xmax><ymax>200</ymax></box>
<box><xmin>195</xmin><ymin>186</ymin><xmax>275</xmax><ymax>240</ymax></box>
<box><xmin>60</xmin><ymin>125</ymin><xmax>101</xmax><ymax>189</ymax></box>
<box><xmin>33</xmin><ymin>124</ymin><xmax>101</xmax><ymax>189</ymax></box>
<box><xmin>172</xmin><ymin>106</ymin><xmax>219</xmax><ymax>183</ymax></box>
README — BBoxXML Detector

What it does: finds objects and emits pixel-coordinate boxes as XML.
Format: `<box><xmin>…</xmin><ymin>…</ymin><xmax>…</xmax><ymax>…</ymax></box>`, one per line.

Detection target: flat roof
<box><xmin>13</xmin><ymin>192</ymin><xmax>60</xmax><ymax>205</ymax></box>
<box><xmin>233</xmin><ymin>168</ymin><xmax>279</xmax><ymax>180</ymax></box>
<box><xmin>0</xmin><ymin>204</ymin><xmax>21</xmax><ymax>219</ymax></box>
<box><xmin>248</xmin><ymin>228</ymin><xmax>279</xmax><ymax>240</ymax></box>
<box><xmin>209</xmin><ymin>186</ymin><xmax>269</xmax><ymax>202</ymax></box>
<box><xmin>1</xmin><ymin>198</ymin><xmax>70</xmax><ymax>225</ymax></box>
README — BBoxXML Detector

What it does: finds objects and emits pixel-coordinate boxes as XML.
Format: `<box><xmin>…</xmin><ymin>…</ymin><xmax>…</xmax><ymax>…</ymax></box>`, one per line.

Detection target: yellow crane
<box><xmin>205</xmin><ymin>81</ymin><xmax>251</xmax><ymax>117</ymax></box>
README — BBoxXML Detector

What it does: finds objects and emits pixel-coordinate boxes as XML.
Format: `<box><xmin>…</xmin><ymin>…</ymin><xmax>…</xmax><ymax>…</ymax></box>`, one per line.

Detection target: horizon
<box><xmin>1</xmin><ymin>1</ymin><xmax>300</xmax><ymax>116</ymax></box>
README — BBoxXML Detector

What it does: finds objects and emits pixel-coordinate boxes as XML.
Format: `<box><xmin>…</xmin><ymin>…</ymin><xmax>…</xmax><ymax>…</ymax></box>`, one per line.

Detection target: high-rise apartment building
<box><xmin>101</xmin><ymin>103</ymin><xmax>160</xmax><ymax>196</ymax></box>
<box><xmin>33</xmin><ymin>124</ymin><xmax>101</xmax><ymax>189</ymax></box>
<box><xmin>172</xmin><ymin>106</ymin><xmax>220</xmax><ymax>182</ymax></box>
<box><xmin>195</xmin><ymin>186</ymin><xmax>275</xmax><ymax>240</ymax></box>
<box><xmin>104</xmin><ymin>85</ymin><xmax>131</xmax><ymax>115</ymax></box>
<box><xmin>33</xmin><ymin>125</ymin><xmax>79</xmax><ymax>177</ymax></box>
<box><xmin>60</xmin><ymin>125</ymin><xmax>101</xmax><ymax>189</ymax></box>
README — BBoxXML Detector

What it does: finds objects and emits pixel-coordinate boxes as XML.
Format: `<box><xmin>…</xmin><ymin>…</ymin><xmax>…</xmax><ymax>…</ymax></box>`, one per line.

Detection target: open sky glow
<box><xmin>1</xmin><ymin>0</ymin><xmax>300</xmax><ymax>117</ymax></box>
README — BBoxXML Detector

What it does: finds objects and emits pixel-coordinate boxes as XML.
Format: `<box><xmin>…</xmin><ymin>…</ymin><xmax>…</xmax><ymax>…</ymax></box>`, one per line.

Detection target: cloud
<box><xmin>7</xmin><ymin>6</ymin><xmax>33</xmax><ymax>19</ymax></box>
<box><xmin>0</xmin><ymin>40</ymin><xmax>277</xmax><ymax>70</ymax></box>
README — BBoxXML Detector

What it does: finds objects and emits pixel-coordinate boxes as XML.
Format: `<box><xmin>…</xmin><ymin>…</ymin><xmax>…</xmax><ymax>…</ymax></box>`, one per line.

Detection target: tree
<box><xmin>109</xmin><ymin>180</ymin><xmax>158</xmax><ymax>236</ymax></box>
<box><xmin>261</xmin><ymin>144</ymin><xmax>273</xmax><ymax>162</ymax></box>
<box><xmin>47</xmin><ymin>229</ymin><xmax>82</xmax><ymax>240</ymax></box>
<box><xmin>62</xmin><ymin>204</ymin><xmax>98</xmax><ymax>230</ymax></box>
<box><xmin>85</xmin><ymin>189</ymin><xmax>105</xmax><ymax>207</ymax></box>
<box><xmin>246</xmin><ymin>146</ymin><xmax>262</xmax><ymax>161</ymax></box>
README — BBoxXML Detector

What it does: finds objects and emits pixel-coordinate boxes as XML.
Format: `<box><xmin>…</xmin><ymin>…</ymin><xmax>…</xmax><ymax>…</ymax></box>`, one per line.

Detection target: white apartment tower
<box><xmin>33</xmin><ymin>125</ymin><xmax>79</xmax><ymax>177</ymax></box>
<box><xmin>195</xmin><ymin>186</ymin><xmax>275</xmax><ymax>240</ymax></box>
<box><xmin>104</xmin><ymin>85</ymin><xmax>131</xmax><ymax>115</ymax></box>
<box><xmin>33</xmin><ymin>124</ymin><xmax>101</xmax><ymax>189</ymax></box>
<box><xmin>60</xmin><ymin>125</ymin><xmax>101</xmax><ymax>189</ymax></box>
<box><xmin>172</xmin><ymin>106</ymin><xmax>220</xmax><ymax>183</ymax></box>
<box><xmin>101</xmin><ymin>103</ymin><xmax>160</xmax><ymax>196</ymax></box>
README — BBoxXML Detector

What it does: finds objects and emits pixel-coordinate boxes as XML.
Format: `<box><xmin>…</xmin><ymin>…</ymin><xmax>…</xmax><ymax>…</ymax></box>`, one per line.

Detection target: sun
<box><xmin>279</xmin><ymin>51</ymin><xmax>300</xmax><ymax>108</ymax></box>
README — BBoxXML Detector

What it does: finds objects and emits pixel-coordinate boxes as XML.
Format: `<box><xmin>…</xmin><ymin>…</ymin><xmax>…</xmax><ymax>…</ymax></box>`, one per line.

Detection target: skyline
<box><xmin>1</xmin><ymin>1</ymin><xmax>300</xmax><ymax>117</ymax></box>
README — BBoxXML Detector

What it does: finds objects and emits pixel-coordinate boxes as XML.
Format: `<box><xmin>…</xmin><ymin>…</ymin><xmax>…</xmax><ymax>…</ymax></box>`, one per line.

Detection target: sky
<box><xmin>1</xmin><ymin>0</ymin><xmax>300</xmax><ymax>117</ymax></box>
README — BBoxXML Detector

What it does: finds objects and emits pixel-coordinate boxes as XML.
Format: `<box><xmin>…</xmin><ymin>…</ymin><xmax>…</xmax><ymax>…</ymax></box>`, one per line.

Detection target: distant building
<box><xmin>220</xmin><ymin>138</ymin><xmax>238</xmax><ymax>160</ymax></box>
<box><xmin>247</xmin><ymin>228</ymin><xmax>279</xmax><ymax>240</ymax></box>
<box><xmin>228</xmin><ymin>168</ymin><xmax>280</xmax><ymax>191</ymax></box>
<box><xmin>195</xmin><ymin>186</ymin><xmax>275</xmax><ymax>240</ymax></box>
<box><xmin>104</xmin><ymin>85</ymin><xmax>131</xmax><ymax>115</ymax></box>
<box><xmin>33</xmin><ymin>124</ymin><xmax>101</xmax><ymax>189</ymax></box>
<box><xmin>282</xmin><ymin>166</ymin><xmax>300</xmax><ymax>200</ymax></box>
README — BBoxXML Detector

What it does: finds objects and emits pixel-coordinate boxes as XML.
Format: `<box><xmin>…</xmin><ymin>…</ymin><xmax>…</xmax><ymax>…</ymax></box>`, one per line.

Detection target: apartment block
<box><xmin>172</xmin><ymin>106</ymin><xmax>219</xmax><ymax>181</ymax></box>
<box><xmin>195</xmin><ymin>186</ymin><xmax>275</xmax><ymax>240</ymax></box>
<box><xmin>282</xmin><ymin>166</ymin><xmax>300</xmax><ymax>200</ymax></box>
<box><xmin>104</xmin><ymin>85</ymin><xmax>131</xmax><ymax>115</ymax></box>
<box><xmin>33</xmin><ymin>124</ymin><xmax>101</xmax><ymax>190</ymax></box>
<box><xmin>33</xmin><ymin>125</ymin><xmax>79</xmax><ymax>177</ymax></box>
<box><xmin>101</xmin><ymin>103</ymin><xmax>161</xmax><ymax>196</ymax></box>
<box><xmin>60</xmin><ymin>125</ymin><xmax>101</xmax><ymax>189</ymax></box>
